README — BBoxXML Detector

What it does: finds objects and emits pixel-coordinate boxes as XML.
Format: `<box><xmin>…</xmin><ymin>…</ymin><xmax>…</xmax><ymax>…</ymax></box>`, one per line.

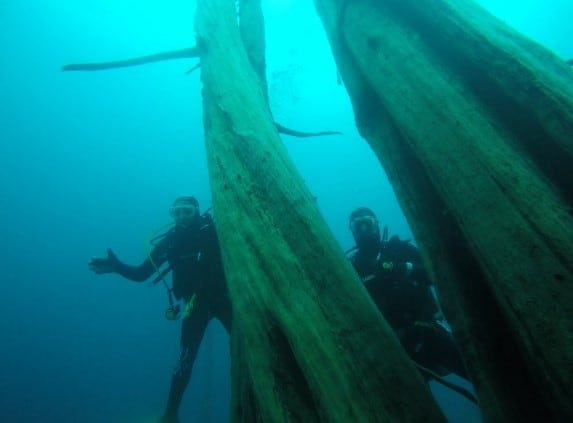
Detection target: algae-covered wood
<box><xmin>194</xmin><ymin>0</ymin><xmax>446</xmax><ymax>421</ymax></box>
<box><xmin>314</xmin><ymin>0</ymin><xmax>573</xmax><ymax>421</ymax></box>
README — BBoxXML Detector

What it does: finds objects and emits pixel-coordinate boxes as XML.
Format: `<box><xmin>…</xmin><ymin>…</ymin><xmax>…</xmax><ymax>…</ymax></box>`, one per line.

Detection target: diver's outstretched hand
<box><xmin>88</xmin><ymin>248</ymin><xmax>119</xmax><ymax>274</ymax></box>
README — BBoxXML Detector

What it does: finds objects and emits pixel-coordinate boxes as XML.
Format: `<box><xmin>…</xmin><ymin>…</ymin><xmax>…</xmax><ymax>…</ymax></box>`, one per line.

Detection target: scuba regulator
<box><xmin>165</xmin><ymin>304</ymin><xmax>181</xmax><ymax>320</ymax></box>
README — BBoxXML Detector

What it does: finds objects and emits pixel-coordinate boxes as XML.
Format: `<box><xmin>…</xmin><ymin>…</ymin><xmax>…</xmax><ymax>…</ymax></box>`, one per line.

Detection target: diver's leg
<box><xmin>438</xmin><ymin>330</ymin><xmax>469</xmax><ymax>380</ymax></box>
<box><xmin>160</xmin><ymin>302</ymin><xmax>209</xmax><ymax>423</ymax></box>
<box><xmin>215</xmin><ymin>293</ymin><xmax>232</xmax><ymax>335</ymax></box>
<box><xmin>425</xmin><ymin>325</ymin><xmax>470</xmax><ymax>380</ymax></box>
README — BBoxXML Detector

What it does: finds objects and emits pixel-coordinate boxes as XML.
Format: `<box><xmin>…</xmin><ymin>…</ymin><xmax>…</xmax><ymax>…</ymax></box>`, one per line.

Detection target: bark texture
<box><xmin>314</xmin><ymin>0</ymin><xmax>573</xmax><ymax>421</ymax></box>
<box><xmin>195</xmin><ymin>0</ymin><xmax>446</xmax><ymax>421</ymax></box>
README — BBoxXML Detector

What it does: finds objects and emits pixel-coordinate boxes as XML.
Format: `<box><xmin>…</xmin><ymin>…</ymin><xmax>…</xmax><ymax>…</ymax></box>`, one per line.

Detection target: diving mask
<box><xmin>350</xmin><ymin>215</ymin><xmax>378</xmax><ymax>236</ymax></box>
<box><xmin>169</xmin><ymin>204</ymin><xmax>197</xmax><ymax>221</ymax></box>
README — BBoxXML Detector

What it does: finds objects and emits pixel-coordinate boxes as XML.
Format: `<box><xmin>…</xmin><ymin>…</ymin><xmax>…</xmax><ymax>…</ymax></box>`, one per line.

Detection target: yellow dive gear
<box><xmin>183</xmin><ymin>294</ymin><xmax>197</xmax><ymax>319</ymax></box>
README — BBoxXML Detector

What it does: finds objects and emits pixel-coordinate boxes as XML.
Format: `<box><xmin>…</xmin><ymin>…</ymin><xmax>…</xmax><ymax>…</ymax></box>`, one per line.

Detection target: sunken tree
<box><xmin>194</xmin><ymin>0</ymin><xmax>445</xmax><ymax>421</ymax></box>
<box><xmin>313</xmin><ymin>0</ymin><xmax>573</xmax><ymax>421</ymax></box>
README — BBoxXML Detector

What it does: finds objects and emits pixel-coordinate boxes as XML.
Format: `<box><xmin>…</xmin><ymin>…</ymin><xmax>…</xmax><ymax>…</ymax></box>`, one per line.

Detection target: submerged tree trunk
<box><xmin>314</xmin><ymin>0</ymin><xmax>573</xmax><ymax>421</ymax></box>
<box><xmin>194</xmin><ymin>0</ymin><xmax>446</xmax><ymax>421</ymax></box>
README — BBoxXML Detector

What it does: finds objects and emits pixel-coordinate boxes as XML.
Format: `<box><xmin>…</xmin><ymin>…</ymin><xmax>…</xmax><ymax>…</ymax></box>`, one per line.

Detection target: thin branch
<box><xmin>275</xmin><ymin>122</ymin><xmax>341</xmax><ymax>138</ymax></box>
<box><xmin>185</xmin><ymin>62</ymin><xmax>202</xmax><ymax>74</ymax></box>
<box><xmin>62</xmin><ymin>47</ymin><xmax>199</xmax><ymax>71</ymax></box>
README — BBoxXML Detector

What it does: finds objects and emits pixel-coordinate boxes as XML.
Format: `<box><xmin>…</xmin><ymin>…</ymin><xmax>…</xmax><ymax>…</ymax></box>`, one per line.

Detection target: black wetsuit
<box><xmin>348</xmin><ymin>235</ymin><xmax>467</xmax><ymax>379</ymax></box>
<box><xmin>112</xmin><ymin>213</ymin><xmax>231</xmax><ymax>422</ymax></box>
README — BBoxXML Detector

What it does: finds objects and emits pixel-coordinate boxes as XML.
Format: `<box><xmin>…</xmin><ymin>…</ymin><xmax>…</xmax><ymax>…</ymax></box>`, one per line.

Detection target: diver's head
<box><xmin>169</xmin><ymin>196</ymin><xmax>199</xmax><ymax>227</ymax></box>
<box><xmin>349</xmin><ymin>207</ymin><xmax>380</xmax><ymax>250</ymax></box>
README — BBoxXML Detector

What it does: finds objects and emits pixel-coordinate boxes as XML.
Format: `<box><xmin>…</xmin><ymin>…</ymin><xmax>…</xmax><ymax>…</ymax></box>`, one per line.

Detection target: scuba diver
<box><xmin>347</xmin><ymin>207</ymin><xmax>475</xmax><ymax>402</ymax></box>
<box><xmin>89</xmin><ymin>196</ymin><xmax>231</xmax><ymax>423</ymax></box>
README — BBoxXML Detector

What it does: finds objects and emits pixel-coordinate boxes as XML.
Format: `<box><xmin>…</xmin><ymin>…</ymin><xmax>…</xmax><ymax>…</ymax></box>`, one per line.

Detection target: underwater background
<box><xmin>1</xmin><ymin>0</ymin><xmax>571</xmax><ymax>422</ymax></box>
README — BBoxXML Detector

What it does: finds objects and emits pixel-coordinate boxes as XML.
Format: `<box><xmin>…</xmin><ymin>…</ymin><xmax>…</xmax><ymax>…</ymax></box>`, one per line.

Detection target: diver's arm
<box><xmin>89</xmin><ymin>238</ymin><xmax>168</xmax><ymax>282</ymax></box>
<box><xmin>111</xmin><ymin>254</ymin><xmax>155</xmax><ymax>282</ymax></box>
<box><xmin>113</xmin><ymin>240</ymin><xmax>169</xmax><ymax>282</ymax></box>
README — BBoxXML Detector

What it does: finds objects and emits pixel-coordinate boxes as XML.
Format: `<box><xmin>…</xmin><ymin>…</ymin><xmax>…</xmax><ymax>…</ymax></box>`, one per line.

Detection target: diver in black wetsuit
<box><xmin>347</xmin><ymin>207</ymin><xmax>468</xmax><ymax>381</ymax></box>
<box><xmin>89</xmin><ymin>196</ymin><xmax>231</xmax><ymax>423</ymax></box>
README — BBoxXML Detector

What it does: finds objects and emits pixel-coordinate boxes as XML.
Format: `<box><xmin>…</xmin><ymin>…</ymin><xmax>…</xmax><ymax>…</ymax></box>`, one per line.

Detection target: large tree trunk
<box><xmin>194</xmin><ymin>0</ymin><xmax>446</xmax><ymax>421</ymax></box>
<box><xmin>314</xmin><ymin>0</ymin><xmax>573</xmax><ymax>421</ymax></box>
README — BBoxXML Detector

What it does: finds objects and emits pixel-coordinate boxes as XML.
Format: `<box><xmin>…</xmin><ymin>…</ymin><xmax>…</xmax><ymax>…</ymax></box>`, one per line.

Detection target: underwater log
<box><xmin>314</xmin><ymin>0</ymin><xmax>573</xmax><ymax>421</ymax></box>
<box><xmin>194</xmin><ymin>0</ymin><xmax>446</xmax><ymax>421</ymax></box>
